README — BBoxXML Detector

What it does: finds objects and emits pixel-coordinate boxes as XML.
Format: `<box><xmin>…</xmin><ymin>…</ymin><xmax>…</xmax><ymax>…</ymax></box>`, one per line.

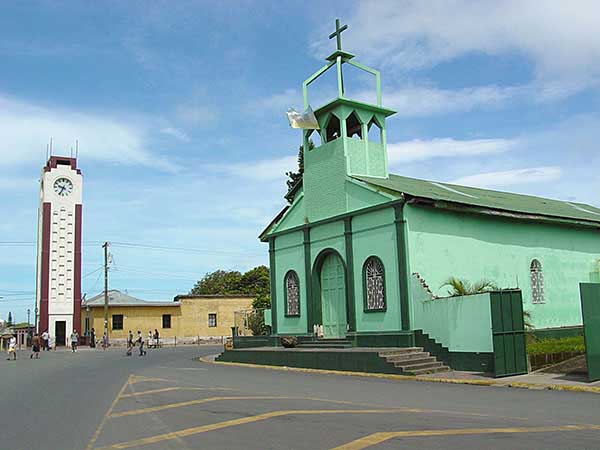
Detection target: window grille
<box><xmin>162</xmin><ymin>314</ymin><xmax>171</xmax><ymax>329</ymax></box>
<box><xmin>112</xmin><ymin>314</ymin><xmax>123</xmax><ymax>330</ymax></box>
<box><xmin>364</xmin><ymin>257</ymin><xmax>386</xmax><ymax>310</ymax></box>
<box><xmin>530</xmin><ymin>259</ymin><xmax>545</xmax><ymax>304</ymax></box>
<box><xmin>285</xmin><ymin>271</ymin><xmax>300</xmax><ymax>316</ymax></box>
<box><xmin>208</xmin><ymin>313</ymin><xmax>217</xmax><ymax>327</ymax></box>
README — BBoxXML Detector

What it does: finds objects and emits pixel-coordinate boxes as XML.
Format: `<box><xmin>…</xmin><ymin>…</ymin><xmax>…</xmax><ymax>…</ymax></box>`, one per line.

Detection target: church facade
<box><xmin>260</xmin><ymin>36</ymin><xmax>600</xmax><ymax>349</ymax></box>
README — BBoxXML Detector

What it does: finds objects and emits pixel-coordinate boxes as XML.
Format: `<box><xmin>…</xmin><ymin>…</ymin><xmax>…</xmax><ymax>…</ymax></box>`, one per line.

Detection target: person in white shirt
<box><xmin>41</xmin><ymin>330</ymin><xmax>49</xmax><ymax>351</ymax></box>
<box><xmin>6</xmin><ymin>335</ymin><xmax>17</xmax><ymax>360</ymax></box>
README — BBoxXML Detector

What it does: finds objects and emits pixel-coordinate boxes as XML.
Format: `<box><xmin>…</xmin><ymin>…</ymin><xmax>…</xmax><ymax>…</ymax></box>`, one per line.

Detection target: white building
<box><xmin>35</xmin><ymin>156</ymin><xmax>83</xmax><ymax>346</ymax></box>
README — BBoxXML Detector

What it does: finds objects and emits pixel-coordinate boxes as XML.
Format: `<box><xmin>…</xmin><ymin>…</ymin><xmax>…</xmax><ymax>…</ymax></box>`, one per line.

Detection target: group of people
<box><xmin>126</xmin><ymin>329</ymin><xmax>160</xmax><ymax>357</ymax></box>
<box><xmin>6</xmin><ymin>327</ymin><xmax>161</xmax><ymax>360</ymax></box>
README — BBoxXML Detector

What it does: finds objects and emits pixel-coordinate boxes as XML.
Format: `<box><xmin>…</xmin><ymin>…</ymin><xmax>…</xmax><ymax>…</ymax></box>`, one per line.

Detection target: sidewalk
<box><xmin>202</xmin><ymin>354</ymin><xmax>600</xmax><ymax>394</ymax></box>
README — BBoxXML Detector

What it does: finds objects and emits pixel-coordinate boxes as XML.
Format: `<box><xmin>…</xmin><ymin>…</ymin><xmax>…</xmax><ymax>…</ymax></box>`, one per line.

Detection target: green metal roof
<box><xmin>354</xmin><ymin>174</ymin><xmax>600</xmax><ymax>226</ymax></box>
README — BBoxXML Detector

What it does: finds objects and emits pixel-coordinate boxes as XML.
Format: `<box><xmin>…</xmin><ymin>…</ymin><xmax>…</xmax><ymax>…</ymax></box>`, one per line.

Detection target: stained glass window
<box><xmin>530</xmin><ymin>259</ymin><xmax>544</xmax><ymax>304</ymax></box>
<box><xmin>364</xmin><ymin>257</ymin><xmax>385</xmax><ymax>310</ymax></box>
<box><xmin>285</xmin><ymin>271</ymin><xmax>300</xmax><ymax>316</ymax></box>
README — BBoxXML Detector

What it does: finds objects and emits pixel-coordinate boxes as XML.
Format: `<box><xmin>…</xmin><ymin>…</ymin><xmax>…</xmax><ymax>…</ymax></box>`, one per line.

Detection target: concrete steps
<box><xmin>378</xmin><ymin>347</ymin><xmax>451</xmax><ymax>375</ymax></box>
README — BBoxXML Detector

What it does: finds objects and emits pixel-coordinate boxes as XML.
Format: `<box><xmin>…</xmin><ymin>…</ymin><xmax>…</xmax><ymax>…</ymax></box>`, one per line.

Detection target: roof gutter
<box><xmin>409</xmin><ymin>198</ymin><xmax>600</xmax><ymax>230</ymax></box>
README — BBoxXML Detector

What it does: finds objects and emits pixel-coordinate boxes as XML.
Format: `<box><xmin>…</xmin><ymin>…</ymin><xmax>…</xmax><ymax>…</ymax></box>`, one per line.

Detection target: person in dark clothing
<box><xmin>126</xmin><ymin>330</ymin><xmax>134</xmax><ymax>356</ymax></box>
<box><xmin>137</xmin><ymin>331</ymin><xmax>146</xmax><ymax>356</ymax></box>
<box><xmin>89</xmin><ymin>328</ymin><xmax>96</xmax><ymax>348</ymax></box>
<box><xmin>153</xmin><ymin>329</ymin><xmax>160</xmax><ymax>348</ymax></box>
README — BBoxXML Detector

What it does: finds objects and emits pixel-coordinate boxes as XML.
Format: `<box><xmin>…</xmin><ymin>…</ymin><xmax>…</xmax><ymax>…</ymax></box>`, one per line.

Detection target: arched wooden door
<box><xmin>320</xmin><ymin>252</ymin><xmax>347</xmax><ymax>338</ymax></box>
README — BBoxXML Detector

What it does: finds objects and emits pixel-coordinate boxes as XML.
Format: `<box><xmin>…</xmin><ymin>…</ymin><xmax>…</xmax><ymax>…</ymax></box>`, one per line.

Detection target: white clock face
<box><xmin>53</xmin><ymin>178</ymin><xmax>73</xmax><ymax>197</ymax></box>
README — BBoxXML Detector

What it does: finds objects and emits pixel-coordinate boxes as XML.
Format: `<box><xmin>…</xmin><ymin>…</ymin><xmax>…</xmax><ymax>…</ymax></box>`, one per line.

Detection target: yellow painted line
<box><xmin>95</xmin><ymin>409</ymin><xmax>413</xmax><ymax>450</ymax></box>
<box><xmin>109</xmin><ymin>395</ymin><xmax>293</xmax><ymax>418</ymax></box>
<box><xmin>119</xmin><ymin>386</ymin><xmax>233</xmax><ymax>398</ymax></box>
<box><xmin>201</xmin><ymin>357</ymin><xmax>600</xmax><ymax>394</ymax></box>
<box><xmin>128</xmin><ymin>375</ymin><xmax>173</xmax><ymax>384</ymax></box>
<box><xmin>86</xmin><ymin>375</ymin><xmax>133</xmax><ymax>450</ymax></box>
<box><xmin>330</xmin><ymin>424</ymin><xmax>600</xmax><ymax>450</ymax></box>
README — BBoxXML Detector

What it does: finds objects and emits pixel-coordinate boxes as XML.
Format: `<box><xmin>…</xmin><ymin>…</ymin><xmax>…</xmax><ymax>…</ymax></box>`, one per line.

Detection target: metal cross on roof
<box><xmin>329</xmin><ymin>18</ymin><xmax>348</xmax><ymax>52</ymax></box>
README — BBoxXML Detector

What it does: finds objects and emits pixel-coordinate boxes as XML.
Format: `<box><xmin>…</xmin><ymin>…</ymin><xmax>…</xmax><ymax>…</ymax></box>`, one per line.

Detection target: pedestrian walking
<box><xmin>49</xmin><ymin>334</ymin><xmax>55</xmax><ymax>351</ymax></box>
<box><xmin>70</xmin><ymin>330</ymin><xmax>79</xmax><ymax>352</ymax></box>
<box><xmin>46</xmin><ymin>333</ymin><xmax>52</xmax><ymax>351</ymax></box>
<box><xmin>6</xmin><ymin>335</ymin><xmax>17</xmax><ymax>360</ymax></box>
<box><xmin>41</xmin><ymin>330</ymin><xmax>49</xmax><ymax>351</ymax></box>
<box><xmin>154</xmin><ymin>329</ymin><xmax>160</xmax><ymax>348</ymax></box>
<box><xmin>30</xmin><ymin>333</ymin><xmax>41</xmax><ymax>359</ymax></box>
<box><xmin>147</xmin><ymin>330</ymin><xmax>153</xmax><ymax>349</ymax></box>
<box><xmin>89</xmin><ymin>328</ymin><xmax>96</xmax><ymax>349</ymax></box>
<box><xmin>137</xmin><ymin>331</ymin><xmax>146</xmax><ymax>356</ymax></box>
<box><xmin>126</xmin><ymin>330</ymin><xmax>134</xmax><ymax>356</ymax></box>
<box><xmin>102</xmin><ymin>332</ymin><xmax>108</xmax><ymax>350</ymax></box>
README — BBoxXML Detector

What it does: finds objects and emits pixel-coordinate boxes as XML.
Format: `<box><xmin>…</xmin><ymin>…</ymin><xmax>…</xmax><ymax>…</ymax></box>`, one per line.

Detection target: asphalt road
<box><xmin>3</xmin><ymin>345</ymin><xmax>600</xmax><ymax>450</ymax></box>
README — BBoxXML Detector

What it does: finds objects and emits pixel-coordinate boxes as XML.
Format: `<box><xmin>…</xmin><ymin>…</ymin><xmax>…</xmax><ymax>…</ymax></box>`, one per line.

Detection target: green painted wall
<box><xmin>351</xmin><ymin>208</ymin><xmax>402</xmax><ymax>332</ymax></box>
<box><xmin>411</xmin><ymin>275</ymin><xmax>493</xmax><ymax>352</ymax></box>
<box><xmin>310</xmin><ymin>221</ymin><xmax>346</xmax><ymax>266</ymax></box>
<box><xmin>304</xmin><ymin>139</ymin><xmax>347</xmax><ymax>222</ymax></box>
<box><xmin>273</xmin><ymin>193</ymin><xmax>305</xmax><ymax>233</ymax></box>
<box><xmin>272</xmin><ymin>230</ymin><xmax>308</xmax><ymax>334</ymax></box>
<box><xmin>406</xmin><ymin>205</ymin><xmax>600</xmax><ymax>329</ymax></box>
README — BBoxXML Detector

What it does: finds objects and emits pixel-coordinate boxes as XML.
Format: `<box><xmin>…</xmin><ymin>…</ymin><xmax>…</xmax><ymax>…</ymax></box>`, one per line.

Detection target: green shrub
<box><xmin>527</xmin><ymin>336</ymin><xmax>585</xmax><ymax>356</ymax></box>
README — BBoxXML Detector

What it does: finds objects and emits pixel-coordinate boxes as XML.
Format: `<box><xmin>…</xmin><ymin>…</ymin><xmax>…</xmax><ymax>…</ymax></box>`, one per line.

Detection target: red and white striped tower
<box><xmin>35</xmin><ymin>156</ymin><xmax>83</xmax><ymax>345</ymax></box>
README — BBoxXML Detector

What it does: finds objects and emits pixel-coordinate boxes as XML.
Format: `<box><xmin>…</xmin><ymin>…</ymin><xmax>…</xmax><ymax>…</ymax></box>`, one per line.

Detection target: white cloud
<box><xmin>451</xmin><ymin>167</ymin><xmax>562</xmax><ymax>189</ymax></box>
<box><xmin>339</xmin><ymin>1</ymin><xmax>600</xmax><ymax>80</ymax></box>
<box><xmin>388</xmin><ymin>138</ymin><xmax>516</xmax><ymax>164</ymax></box>
<box><xmin>256</xmin><ymin>88</ymin><xmax>300</xmax><ymax>111</ymax></box>
<box><xmin>175</xmin><ymin>103</ymin><xmax>219</xmax><ymax>127</ymax></box>
<box><xmin>0</xmin><ymin>94</ymin><xmax>177</xmax><ymax>171</ymax></box>
<box><xmin>214</xmin><ymin>155</ymin><xmax>297</xmax><ymax>181</ymax></box>
<box><xmin>379</xmin><ymin>85</ymin><xmax>521</xmax><ymax>117</ymax></box>
<box><xmin>160</xmin><ymin>127</ymin><xmax>190</xmax><ymax>142</ymax></box>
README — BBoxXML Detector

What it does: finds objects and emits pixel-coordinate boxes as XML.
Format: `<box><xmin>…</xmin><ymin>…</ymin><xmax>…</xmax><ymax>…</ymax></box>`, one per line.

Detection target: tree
<box><xmin>240</xmin><ymin>265</ymin><xmax>270</xmax><ymax>297</ymax></box>
<box><xmin>440</xmin><ymin>277</ymin><xmax>497</xmax><ymax>297</ymax></box>
<box><xmin>189</xmin><ymin>270</ymin><xmax>243</xmax><ymax>296</ymax></box>
<box><xmin>285</xmin><ymin>140</ymin><xmax>313</xmax><ymax>202</ymax></box>
<box><xmin>189</xmin><ymin>266</ymin><xmax>271</xmax><ymax>297</ymax></box>
<box><xmin>7</xmin><ymin>311</ymin><xmax>13</xmax><ymax>326</ymax></box>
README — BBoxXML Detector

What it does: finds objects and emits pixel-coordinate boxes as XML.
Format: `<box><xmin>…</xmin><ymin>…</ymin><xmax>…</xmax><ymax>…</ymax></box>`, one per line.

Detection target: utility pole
<box><xmin>103</xmin><ymin>242</ymin><xmax>109</xmax><ymax>344</ymax></box>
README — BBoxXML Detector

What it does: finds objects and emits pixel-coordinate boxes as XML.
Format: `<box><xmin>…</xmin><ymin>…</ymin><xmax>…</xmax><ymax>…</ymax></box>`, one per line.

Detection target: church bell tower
<box><xmin>301</xmin><ymin>19</ymin><xmax>396</xmax><ymax>221</ymax></box>
<box><xmin>35</xmin><ymin>156</ymin><xmax>83</xmax><ymax>344</ymax></box>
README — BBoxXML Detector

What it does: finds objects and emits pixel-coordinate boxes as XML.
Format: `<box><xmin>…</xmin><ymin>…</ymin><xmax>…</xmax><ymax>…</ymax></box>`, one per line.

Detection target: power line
<box><xmin>110</xmin><ymin>241</ymin><xmax>263</xmax><ymax>257</ymax></box>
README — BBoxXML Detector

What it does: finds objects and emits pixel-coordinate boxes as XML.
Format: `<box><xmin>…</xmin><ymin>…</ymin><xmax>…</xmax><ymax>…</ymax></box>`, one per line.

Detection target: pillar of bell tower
<box><xmin>35</xmin><ymin>156</ymin><xmax>83</xmax><ymax>346</ymax></box>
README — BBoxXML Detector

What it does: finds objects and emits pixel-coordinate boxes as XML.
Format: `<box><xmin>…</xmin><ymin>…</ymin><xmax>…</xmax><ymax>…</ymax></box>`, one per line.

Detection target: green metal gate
<box><xmin>579</xmin><ymin>283</ymin><xmax>600</xmax><ymax>382</ymax></box>
<box><xmin>490</xmin><ymin>290</ymin><xmax>528</xmax><ymax>378</ymax></box>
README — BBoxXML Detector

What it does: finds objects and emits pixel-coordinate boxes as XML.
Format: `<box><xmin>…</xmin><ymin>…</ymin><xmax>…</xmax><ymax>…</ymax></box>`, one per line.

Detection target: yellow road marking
<box><xmin>119</xmin><ymin>386</ymin><xmax>233</xmax><ymax>398</ymax></box>
<box><xmin>128</xmin><ymin>375</ymin><xmax>173</xmax><ymax>384</ymax></box>
<box><xmin>330</xmin><ymin>424</ymin><xmax>600</xmax><ymax>450</ymax></box>
<box><xmin>95</xmin><ymin>409</ymin><xmax>412</xmax><ymax>449</ymax></box>
<box><xmin>86</xmin><ymin>375</ymin><xmax>133</xmax><ymax>450</ymax></box>
<box><xmin>109</xmin><ymin>396</ymin><xmax>293</xmax><ymax>418</ymax></box>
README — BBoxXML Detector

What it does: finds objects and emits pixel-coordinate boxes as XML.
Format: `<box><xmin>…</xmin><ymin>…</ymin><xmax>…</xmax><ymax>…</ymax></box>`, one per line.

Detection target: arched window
<box><xmin>284</xmin><ymin>271</ymin><xmax>300</xmax><ymax>316</ymax></box>
<box><xmin>530</xmin><ymin>259</ymin><xmax>544</xmax><ymax>304</ymax></box>
<box><xmin>364</xmin><ymin>257</ymin><xmax>386</xmax><ymax>311</ymax></box>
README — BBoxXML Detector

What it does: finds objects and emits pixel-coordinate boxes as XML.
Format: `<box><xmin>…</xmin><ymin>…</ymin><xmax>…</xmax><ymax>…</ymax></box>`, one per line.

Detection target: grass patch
<box><xmin>527</xmin><ymin>336</ymin><xmax>585</xmax><ymax>356</ymax></box>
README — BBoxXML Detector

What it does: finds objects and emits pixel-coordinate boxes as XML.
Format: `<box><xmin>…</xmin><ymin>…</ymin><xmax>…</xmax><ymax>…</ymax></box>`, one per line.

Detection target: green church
<box><xmin>251</xmin><ymin>22</ymin><xmax>600</xmax><ymax>373</ymax></box>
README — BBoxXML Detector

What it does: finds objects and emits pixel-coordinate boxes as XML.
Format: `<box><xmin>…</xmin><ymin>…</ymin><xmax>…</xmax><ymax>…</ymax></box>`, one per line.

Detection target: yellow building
<box><xmin>82</xmin><ymin>290</ymin><xmax>253</xmax><ymax>344</ymax></box>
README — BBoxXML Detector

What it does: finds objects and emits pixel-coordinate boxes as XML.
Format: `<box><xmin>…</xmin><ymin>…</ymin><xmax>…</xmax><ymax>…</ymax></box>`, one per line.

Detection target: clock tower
<box><xmin>35</xmin><ymin>156</ymin><xmax>83</xmax><ymax>345</ymax></box>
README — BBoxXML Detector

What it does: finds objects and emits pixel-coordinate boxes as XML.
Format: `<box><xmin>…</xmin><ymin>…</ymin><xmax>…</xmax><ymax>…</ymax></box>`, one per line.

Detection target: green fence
<box><xmin>579</xmin><ymin>283</ymin><xmax>600</xmax><ymax>382</ymax></box>
<box><xmin>490</xmin><ymin>290</ymin><xmax>528</xmax><ymax>378</ymax></box>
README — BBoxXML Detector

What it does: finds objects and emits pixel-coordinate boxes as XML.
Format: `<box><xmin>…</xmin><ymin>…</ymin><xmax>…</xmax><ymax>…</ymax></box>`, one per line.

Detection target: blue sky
<box><xmin>1</xmin><ymin>0</ymin><xmax>599</xmax><ymax>322</ymax></box>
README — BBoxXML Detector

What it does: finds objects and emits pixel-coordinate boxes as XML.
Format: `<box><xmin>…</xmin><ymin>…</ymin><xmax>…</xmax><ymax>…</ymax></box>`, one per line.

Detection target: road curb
<box><xmin>199</xmin><ymin>356</ymin><xmax>600</xmax><ymax>394</ymax></box>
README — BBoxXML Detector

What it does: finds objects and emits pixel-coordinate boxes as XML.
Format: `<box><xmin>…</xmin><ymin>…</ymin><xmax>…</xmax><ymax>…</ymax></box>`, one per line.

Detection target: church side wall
<box><xmin>273</xmin><ymin>231</ymin><xmax>308</xmax><ymax>335</ymax></box>
<box><xmin>405</xmin><ymin>205</ymin><xmax>600</xmax><ymax>330</ymax></box>
<box><xmin>351</xmin><ymin>208</ymin><xmax>403</xmax><ymax>332</ymax></box>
